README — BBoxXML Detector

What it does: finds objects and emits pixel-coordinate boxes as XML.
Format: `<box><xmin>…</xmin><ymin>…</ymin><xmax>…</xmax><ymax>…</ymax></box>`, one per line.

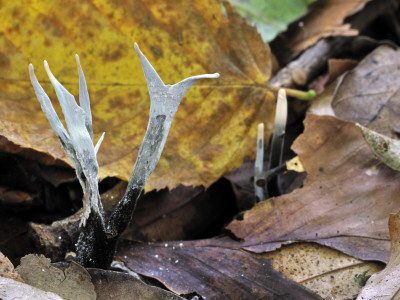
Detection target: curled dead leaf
<box><xmin>357</xmin><ymin>123</ymin><xmax>400</xmax><ymax>171</ymax></box>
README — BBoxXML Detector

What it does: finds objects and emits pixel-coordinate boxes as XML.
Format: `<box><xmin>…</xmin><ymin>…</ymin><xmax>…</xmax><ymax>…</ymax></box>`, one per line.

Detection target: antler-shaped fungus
<box><xmin>29</xmin><ymin>43</ymin><xmax>219</xmax><ymax>268</ymax></box>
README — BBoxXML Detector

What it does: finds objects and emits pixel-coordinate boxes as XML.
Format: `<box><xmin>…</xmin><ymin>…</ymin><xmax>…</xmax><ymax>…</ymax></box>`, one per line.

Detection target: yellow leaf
<box><xmin>0</xmin><ymin>0</ymin><xmax>274</xmax><ymax>190</ymax></box>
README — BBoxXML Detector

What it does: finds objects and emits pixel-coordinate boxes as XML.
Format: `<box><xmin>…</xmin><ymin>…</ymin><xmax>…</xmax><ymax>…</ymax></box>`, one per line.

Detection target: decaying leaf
<box><xmin>227</xmin><ymin>114</ymin><xmax>400</xmax><ymax>263</ymax></box>
<box><xmin>88</xmin><ymin>268</ymin><xmax>184</xmax><ymax>300</ymax></box>
<box><xmin>261</xmin><ymin>242</ymin><xmax>383</xmax><ymax>299</ymax></box>
<box><xmin>309</xmin><ymin>58</ymin><xmax>358</xmax><ymax>95</ymax></box>
<box><xmin>332</xmin><ymin>46</ymin><xmax>400</xmax><ymax>138</ymax></box>
<box><xmin>271</xmin><ymin>0</ymin><xmax>370</xmax><ymax>59</ymax></box>
<box><xmin>357</xmin><ymin>211</ymin><xmax>400</xmax><ymax>299</ymax></box>
<box><xmin>16</xmin><ymin>254</ymin><xmax>96</xmax><ymax>300</ymax></box>
<box><xmin>0</xmin><ymin>0</ymin><xmax>274</xmax><ymax>190</ymax></box>
<box><xmin>357</xmin><ymin>124</ymin><xmax>400</xmax><ymax>171</ymax></box>
<box><xmin>0</xmin><ymin>276</ymin><xmax>63</xmax><ymax>300</ymax></box>
<box><xmin>117</xmin><ymin>239</ymin><xmax>321</xmax><ymax>299</ymax></box>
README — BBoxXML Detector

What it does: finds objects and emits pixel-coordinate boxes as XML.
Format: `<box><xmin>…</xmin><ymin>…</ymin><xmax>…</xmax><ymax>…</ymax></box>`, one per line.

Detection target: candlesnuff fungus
<box><xmin>29</xmin><ymin>43</ymin><xmax>219</xmax><ymax>268</ymax></box>
<box><xmin>254</xmin><ymin>89</ymin><xmax>287</xmax><ymax>199</ymax></box>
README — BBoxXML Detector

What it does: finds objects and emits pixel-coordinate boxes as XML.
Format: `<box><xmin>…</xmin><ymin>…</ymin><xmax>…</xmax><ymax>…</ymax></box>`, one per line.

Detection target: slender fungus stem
<box><xmin>254</xmin><ymin>123</ymin><xmax>265</xmax><ymax>202</ymax></box>
<box><xmin>267</xmin><ymin>89</ymin><xmax>288</xmax><ymax>197</ymax></box>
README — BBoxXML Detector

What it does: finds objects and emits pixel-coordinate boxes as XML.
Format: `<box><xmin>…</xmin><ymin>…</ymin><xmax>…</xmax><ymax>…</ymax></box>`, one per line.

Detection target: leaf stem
<box><xmin>267</xmin><ymin>85</ymin><xmax>316</xmax><ymax>100</ymax></box>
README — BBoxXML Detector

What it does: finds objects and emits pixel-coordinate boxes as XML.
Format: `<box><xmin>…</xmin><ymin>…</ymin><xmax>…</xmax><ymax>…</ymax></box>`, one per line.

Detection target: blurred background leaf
<box><xmin>229</xmin><ymin>0</ymin><xmax>317</xmax><ymax>43</ymax></box>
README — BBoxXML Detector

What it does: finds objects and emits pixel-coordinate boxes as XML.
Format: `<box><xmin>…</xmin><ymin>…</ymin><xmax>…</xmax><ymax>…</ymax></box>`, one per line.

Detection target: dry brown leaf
<box><xmin>16</xmin><ymin>254</ymin><xmax>96</xmax><ymax>300</ymax></box>
<box><xmin>226</xmin><ymin>114</ymin><xmax>400</xmax><ymax>263</ymax></box>
<box><xmin>357</xmin><ymin>211</ymin><xmax>400</xmax><ymax>299</ymax></box>
<box><xmin>117</xmin><ymin>239</ymin><xmax>321</xmax><ymax>299</ymax></box>
<box><xmin>272</xmin><ymin>0</ymin><xmax>370</xmax><ymax>57</ymax></box>
<box><xmin>88</xmin><ymin>268</ymin><xmax>184</xmax><ymax>300</ymax></box>
<box><xmin>327</xmin><ymin>58</ymin><xmax>359</xmax><ymax>84</ymax></box>
<box><xmin>310</xmin><ymin>58</ymin><xmax>359</xmax><ymax>95</ymax></box>
<box><xmin>333</xmin><ymin>46</ymin><xmax>400</xmax><ymax>138</ymax></box>
<box><xmin>0</xmin><ymin>0</ymin><xmax>274</xmax><ymax>190</ymax></box>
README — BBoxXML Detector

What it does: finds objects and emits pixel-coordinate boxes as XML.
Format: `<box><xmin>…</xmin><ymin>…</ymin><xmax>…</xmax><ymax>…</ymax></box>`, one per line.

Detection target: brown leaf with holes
<box><xmin>227</xmin><ymin>113</ymin><xmax>400</xmax><ymax>263</ymax></box>
<box><xmin>0</xmin><ymin>0</ymin><xmax>274</xmax><ymax>190</ymax></box>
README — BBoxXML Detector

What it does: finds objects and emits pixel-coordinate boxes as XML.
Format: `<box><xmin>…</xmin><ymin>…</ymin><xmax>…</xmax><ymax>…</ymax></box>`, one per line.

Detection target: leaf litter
<box><xmin>0</xmin><ymin>0</ymin><xmax>400</xmax><ymax>299</ymax></box>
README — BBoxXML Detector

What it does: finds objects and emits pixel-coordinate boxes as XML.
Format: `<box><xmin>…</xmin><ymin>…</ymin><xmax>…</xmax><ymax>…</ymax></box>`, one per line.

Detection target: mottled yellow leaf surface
<box><xmin>0</xmin><ymin>0</ymin><xmax>274</xmax><ymax>190</ymax></box>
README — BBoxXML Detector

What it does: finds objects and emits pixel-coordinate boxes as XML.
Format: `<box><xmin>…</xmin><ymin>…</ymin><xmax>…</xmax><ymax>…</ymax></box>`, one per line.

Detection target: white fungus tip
<box><xmin>258</xmin><ymin>123</ymin><xmax>264</xmax><ymax>134</ymax></box>
<box><xmin>278</xmin><ymin>88</ymin><xmax>286</xmax><ymax>98</ymax></box>
<box><xmin>43</xmin><ymin>60</ymin><xmax>51</xmax><ymax>75</ymax></box>
<box><xmin>43</xmin><ymin>60</ymin><xmax>59</xmax><ymax>85</ymax></box>
<box><xmin>134</xmin><ymin>42</ymin><xmax>143</xmax><ymax>58</ymax></box>
<box><xmin>29</xmin><ymin>63</ymin><xmax>34</xmax><ymax>74</ymax></box>
<box><xmin>75</xmin><ymin>54</ymin><xmax>80</xmax><ymax>64</ymax></box>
